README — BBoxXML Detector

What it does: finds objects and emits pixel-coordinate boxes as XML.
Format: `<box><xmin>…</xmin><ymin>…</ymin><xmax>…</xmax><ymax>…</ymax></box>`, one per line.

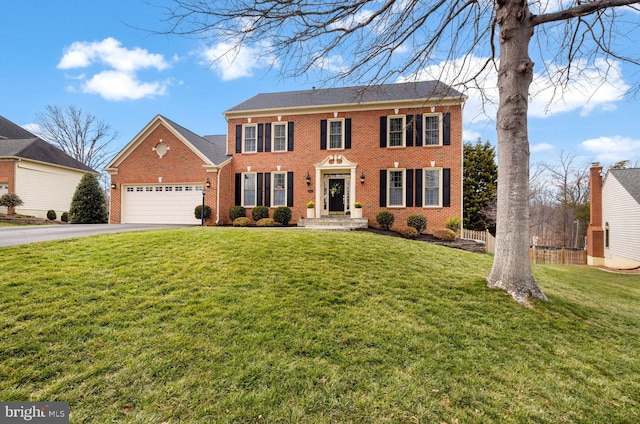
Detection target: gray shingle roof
<box><xmin>0</xmin><ymin>115</ymin><xmax>96</xmax><ymax>173</ymax></box>
<box><xmin>225</xmin><ymin>80</ymin><xmax>466</xmax><ymax>113</ymax></box>
<box><xmin>160</xmin><ymin>116</ymin><xmax>229</xmax><ymax>164</ymax></box>
<box><xmin>610</xmin><ymin>169</ymin><xmax>640</xmax><ymax>204</ymax></box>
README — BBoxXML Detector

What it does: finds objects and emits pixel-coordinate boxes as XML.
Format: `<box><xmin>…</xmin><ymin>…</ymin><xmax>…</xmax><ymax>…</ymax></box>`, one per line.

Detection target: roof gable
<box><xmin>105</xmin><ymin>115</ymin><xmax>228</xmax><ymax>170</ymax></box>
<box><xmin>225</xmin><ymin>80</ymin><xmax>466</xmax><ymax>115</ymax></box>
<box><xmin>608</xmin><ymin>169</ymin><xmax>640</xmax><ymax>204</ymax></box>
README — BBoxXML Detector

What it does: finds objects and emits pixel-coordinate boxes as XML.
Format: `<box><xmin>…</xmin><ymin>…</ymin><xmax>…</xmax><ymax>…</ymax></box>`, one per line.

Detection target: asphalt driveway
<box><xmin>0</xmin><ymin>224</ymin><xmax>191</xmax><ymax>247</ymax></box>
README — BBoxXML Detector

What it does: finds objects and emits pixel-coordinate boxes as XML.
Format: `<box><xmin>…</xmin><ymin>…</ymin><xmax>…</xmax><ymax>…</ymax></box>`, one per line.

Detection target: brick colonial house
<box><xmin>106</xmin><ymin>81</ymin><xmax>466</xmax><ymax>229</ymax></box>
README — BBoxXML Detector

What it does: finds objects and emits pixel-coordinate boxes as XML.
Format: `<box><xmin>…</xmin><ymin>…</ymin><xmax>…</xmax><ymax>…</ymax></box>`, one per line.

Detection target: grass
<box><xmin>0</xmin><ymin>227</ymin><xmax>638</xmax><ymax>423</ymax></box>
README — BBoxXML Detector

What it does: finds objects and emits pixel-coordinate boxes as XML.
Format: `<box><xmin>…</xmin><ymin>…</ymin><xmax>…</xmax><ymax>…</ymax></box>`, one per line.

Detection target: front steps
<box><xmin>297</xmin><ymin>216</ymin><xmax>368</xmax><ymax>230</ymax></box>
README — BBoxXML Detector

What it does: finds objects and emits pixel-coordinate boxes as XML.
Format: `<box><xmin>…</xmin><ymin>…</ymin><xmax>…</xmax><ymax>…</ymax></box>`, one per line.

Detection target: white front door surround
<box><xmin>313</xmin><ymin>154</ymin><xmax>359</xmax><ymax>218</ymax></box>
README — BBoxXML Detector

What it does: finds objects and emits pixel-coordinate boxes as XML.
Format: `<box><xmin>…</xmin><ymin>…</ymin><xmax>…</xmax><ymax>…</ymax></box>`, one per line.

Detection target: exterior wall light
<box><xmin>360</xmin><ymin>172</ymin><xmax>365</xmax><ymax>184</ymax></box>
<box><xmin>306</xmin><ymin>172</ymin><xmax>311</xmax><ymax>186</ymax></box>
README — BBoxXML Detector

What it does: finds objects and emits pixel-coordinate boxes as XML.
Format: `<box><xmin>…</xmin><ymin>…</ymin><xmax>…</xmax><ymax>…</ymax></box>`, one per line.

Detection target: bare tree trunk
<box><xmin>487</xmin><ymin>0</ymin><xmax>548</xmax><ymax>304</ymax></box>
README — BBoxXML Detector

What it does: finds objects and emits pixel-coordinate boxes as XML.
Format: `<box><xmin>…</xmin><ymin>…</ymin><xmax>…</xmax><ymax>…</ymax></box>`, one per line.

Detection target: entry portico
<box><xmin>311</xmin><ymin>154</ymin><xmax>360</xmax><ymax>218</ymax></box>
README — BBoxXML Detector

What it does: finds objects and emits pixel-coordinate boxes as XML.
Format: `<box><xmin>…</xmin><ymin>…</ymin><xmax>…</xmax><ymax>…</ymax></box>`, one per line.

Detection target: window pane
<box><xmin>424</xmin><ymin>170</ymin><xmax>440</xmax><ymax>205</ymax></box>
<box><xmin>424</xmin><ymin>116</ymin><xmax>439</xmax><ymax>145</ymax></box>
<box><xmin>329</xmin><ymin>121</ymin><xmax>343</xmax><ymax>149</ymax></box>
<box><xmin>389</xmin><ymin>117</ymin><xmax>404</xmax><ymax>147</ymax></box>
<box><xmin>244</xmin><ymin>174</ymin><xmax>256</xmax><ymax>206</ymax></box>
<box><xmin>273</xmin><ymin>124</ymin><xmax>286</xmax><ymax>151</ymax></box>
<box><xmin>273</xmin><ymin>173</ymin><xmax>285</xmax><ymax>206</ymax></box>
<box><xmin>244</xmin><ymin>126</ymin><xmax>256</xmax><ymax>152</ymax></box>
<box><xmin>389</xmin><ymin>170</ymin><xmax>403</xmax><ymax>206</ymax></box>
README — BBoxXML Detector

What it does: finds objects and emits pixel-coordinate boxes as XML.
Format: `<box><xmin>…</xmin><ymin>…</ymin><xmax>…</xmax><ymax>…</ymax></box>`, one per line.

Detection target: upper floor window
<box><xmin>388</xmin><ymin>116</ymin><xmax>405</xmax><ymax>147</ymax></box>
<box><xmin>272</xmin><ymin>123</ymin><xmax>287</xmax><ymax>152</ymax></box>
<box><xmin>388</xmin><ymin>169</ymin><xmax>405</xmax><ymax>207</ymax></box>
<box><xmin>423</xmin><ymin>114</ymin><xmax>442</xmax><ymax>146</ymax></box>
<box><xmin>243</xmin><ymin>173</ymin><xmax>257</xmax><ymax>207</ymax></box>
<box><xmin>328</xmin><ymin>119</ymin><xmax>344</xmax><ymax>149</ymax></box>
<box><xmin>243</xmin><ymin>124</ymin><xmax>257</xmax><ymax>153</ymax></box>
<box><xmin>272</xmin><ymin>172</ymin><xmax>287</xmax><ymax>207</ymax></box>
<box><xmin>423</xmin><ymin>168</ymin><xmax>442</xmax><ymax>206</ymax></box>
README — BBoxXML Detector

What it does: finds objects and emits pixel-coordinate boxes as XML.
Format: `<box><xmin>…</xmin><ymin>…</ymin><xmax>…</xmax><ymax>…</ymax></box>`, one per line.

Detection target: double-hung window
<box><xmin>423</xmin><ymin>114</ymin><xmax>441</xmax><ymax>146</ymax></box>
<box><xmin>388</xmin><ymin>116</ymin><xmax>405</xmax><ymax>147</ymax></box>
<box><xmin>388</xmin><ymin>169</ymin><xmax>405</xmax><ymax>207</ymax></box>
<box><xmin>272</xmin><ymin>172</ymin><xmax>287</xmax><ymax>207</ymax></box>
<box><xmin>424</xmin><ymin>168</ymin><xmax>441</xmax><ymax>207</ymax></box>
<box><xmin>328</xmin><ymin>119</ymin><xmax>344</xmax><ymax>149</ymax></box>
<box><xmin>243</xmin><ymin>173</ymin><xmax>257</xmax><ymax>207</ymax></box>
<box><xmin>272</xmin><ymin>123</ymin><xmax>287</xmax><ymax>152</ymax></box>
<box><xmin>243</xmin><ymin>124</ymin><xmax>257</xmax><ymax>153</ymax></box>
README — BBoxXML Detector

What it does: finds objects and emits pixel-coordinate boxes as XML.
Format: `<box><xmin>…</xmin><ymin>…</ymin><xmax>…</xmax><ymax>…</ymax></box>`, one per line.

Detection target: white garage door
<box><xmin>122</xmin><ymin>184</ymin><xmax>204</xmax><ymax>224</ymax></box>
<box><xmin>0</xmin><ymin>183</ymin><xmax>8</xmax><ymax>214</ymax></box>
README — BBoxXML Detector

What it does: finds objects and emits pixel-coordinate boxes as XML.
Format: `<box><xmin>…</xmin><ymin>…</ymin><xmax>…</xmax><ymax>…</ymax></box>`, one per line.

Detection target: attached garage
<box><xmin>122</xmin><ymin>184</ymin><xmax>204</xmax><ymax>224</ymax></box>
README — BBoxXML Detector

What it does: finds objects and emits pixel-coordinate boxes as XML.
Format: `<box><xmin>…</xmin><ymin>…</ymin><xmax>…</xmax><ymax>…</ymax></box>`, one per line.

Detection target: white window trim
<box><xmin>327</xmin><ymin>118</ymin><xmax>345</xmax><ymax>150</ymax></box>
<box><xmin>423</xmin><ymin>113</ymin><xmax>443</xmax><ymax>146</ymax></box>
<box><xmin>242</xmin><ymin>123</ymin><xmax>258</xmax><ymax>153</ymax></box>
<box><xmin>423</xmin><ymin>167</ymin><xmax>443</xmax><ymax>208</ymax></box>
<box><xmin>271</xmin><ymin>172</ymin><xmax>287</xmax><ymax>207</ymax></box>
<box><xmin>272</xmin><ymin>122</ymin><xmax>288</xmax><ymax>152</ymax></box>
<box><xmin>387</xmin><ymin>115</ymin><xmax>406</xmax><ymax>148</ymax></box>
<box><xmin>387</xmin><ymin>168</ymin><xmax>406</xmax><ymax>208</ymax></box>
<box><xmin>242</xmin><ymin>172</ymin><xmax>257</xmax><ymax>207</ymax></box>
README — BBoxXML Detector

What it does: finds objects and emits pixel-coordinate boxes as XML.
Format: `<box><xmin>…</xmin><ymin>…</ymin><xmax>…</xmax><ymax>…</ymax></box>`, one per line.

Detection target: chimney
<box><xmin>587</xmin><ymin>163</ymin><xmax>605</xmax><ymax>266</ymax></box>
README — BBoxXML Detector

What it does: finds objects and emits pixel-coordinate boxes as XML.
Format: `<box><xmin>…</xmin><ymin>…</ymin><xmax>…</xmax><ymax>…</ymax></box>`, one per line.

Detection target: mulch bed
<box><xmin>356</xmin><ymin>227</ymin><xmax>486</xmax><ymax>253</ymax></box>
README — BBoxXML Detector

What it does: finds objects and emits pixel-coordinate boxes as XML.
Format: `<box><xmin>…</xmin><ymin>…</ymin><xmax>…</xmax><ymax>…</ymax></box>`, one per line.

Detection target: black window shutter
<box><xmin>415</xmin><ymin>114</ymin><xmax>423</xmax><ymax>146</ymax></box>
<box><xmin>345</xmin><ymin>118</ymin><xmax>352</xmax><ymax>149</ymax></box>
<box><xmin>287</xmin><ymin>122</ymin><xmax>294</xmax><ymax>151</ymax></box>
<box><xmin>320</xmin><ymin>120</ymin><xmax>327</xmax><ymax>150</ymax></box>
<box><xmin>257</xmin><ymin>124</ymin><xmax>264</xmax><ymax>152</ymax></box>
<box><xmin>379</xmin><ymin>170</ymin><xmax>387</xmax><ymax>207</ymax></box>
<box><xmin>443</xmin><ymin>168</ymin><xmax>451</xmax><ymax>207</ymax></box>
<box><xmin>235</xmin><ymin>173</ymin><xmax>242</xmax><ymax>205</ymax></box>
<box><xmin>415</xmin><ymin>169</ymin><xmax>423</xmax><ymax>207</ymax></box>
<box><xmin>265</xmin><ymin>124</ymin><xmax>271</xmax><ymax>152</ymax></box>
<box><xmin>257</xmin><ymin>172</ymin><xmax>264</xmax><ymax>206</ymax></box>
<box><xmin>443</xmin><ymin>112</ymin><xmax>451</xmax><ymax>146</ymax></box>
<box><xmin>235</xmin><ymin>125</ymin><xmax>242</xmax><ymax>153</ymax></box>
<box><xmin>287</xmin><ymin>172</ymin><xmax>294</xmax><ymax>207</ymax></box>
<box><xmin>406</xmin><ymin>115</ymin><xmax>414</xmax><ymax>147</ymax></box>
<box><xmin>380</xmin><ymin>116</ymin><xmax>387</xmax><ymax>148</ymax></box>
<box><xmin>406</xmin><ymin>169</ymin><xmax>414</xmax><ymax>207</ymax></box>
<box><xmin>264</xmin><ymin>172</ymin><xmax>271</xmax><ymax>207</ymax></box>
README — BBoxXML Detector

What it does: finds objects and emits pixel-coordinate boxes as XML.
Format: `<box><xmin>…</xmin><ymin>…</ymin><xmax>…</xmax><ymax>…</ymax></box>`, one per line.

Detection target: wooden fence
<box><xmin>462</xmin><ymin>228</ymin><xmax>587</xmax><ymax>265</ymax></box>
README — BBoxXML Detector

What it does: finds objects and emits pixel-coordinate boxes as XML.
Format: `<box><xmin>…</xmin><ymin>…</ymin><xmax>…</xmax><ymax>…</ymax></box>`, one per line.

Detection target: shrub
<box><xmin>307</xmin><ymin>200</ymin><xmax>315</xmax><ymax>208</ymax></box>
<box><xmin>375</xmin><ymin>211</ymin><xmax>395</xmax><ymax>230</ymax></box>
<box><xmin>47</xmin><ymin>210</ymin><xmax>57</xmax><ymax>221</ymax></box>
<box><xmin>256</xmin><ymin>218</ymin><xmax>275</xmax><ymax>227</ymax></box>
<box><xmin>273</xmin><ymin>206</ymin><xmax>292</xmax><ymax>225</ymax></box>
<box><xmin>0</xmin><ymin>193</ymin><xmax>24</xmax><ymax>211</ymax></box>
<box><xmin>60</xmin><ymin>212</ymin><xmax>69</xmax><ymax>222</ymax></box>
<box><xmin>229</xmin><ymin>205</ymin><xmax>246</xmax><ymax>221</ymax></box>
<box><xmin>445</xmin><ymin>215</ymin><xmax>461</xmax><ymax>234</ymax></box>
<box><xmin>397</xmin><ymin>226</ymin><xmax>419</xmax><ymax>239</ymax></box>
<box><xmin>252</xmin><ymin>205</ymin><xmax>269</xmax><ymax>221</ymax></box>
<box><xmin>69</xmin><ymin>173</ymin><xmax>108</xmax><ymax>224</ymax></box>
<box><xmin>233</xmin><ymin>217</ymin><xmax>251</xmax><ymax>227</ymax></box>
<box><xmin>433</xmin><ymin>228</ymin><xmax>457</xmax><ymax>241</ymax></box>
<box><xmin>194</xmin><ymin>204</ymin><xmax>212</xmax><ymax>220</ymax></box>
<box><xmin>407</xmin><ymin>214</ymin><xmax>427</xmax><ymax>233</ymax></box>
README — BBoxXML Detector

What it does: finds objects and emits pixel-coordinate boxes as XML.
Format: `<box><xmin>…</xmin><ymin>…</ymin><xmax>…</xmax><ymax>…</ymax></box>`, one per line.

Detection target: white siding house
<box><xmin>601</xmin><ymin>169</ymin><xmax>640</xmax><ymax>268</ymax></box>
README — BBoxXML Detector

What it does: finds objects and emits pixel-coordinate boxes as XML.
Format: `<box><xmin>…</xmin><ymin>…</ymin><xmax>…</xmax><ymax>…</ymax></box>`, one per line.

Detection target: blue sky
<box><xmin>2</xmin><ymin>0</ymin><xmax>639</xmax><ymax>169</ymax></box>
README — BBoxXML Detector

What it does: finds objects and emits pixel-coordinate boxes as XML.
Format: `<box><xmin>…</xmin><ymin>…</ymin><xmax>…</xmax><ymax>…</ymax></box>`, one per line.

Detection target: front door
<box><xmin>328</xmin><ymin>179</ymin><xmax>345</xmax><ymax>214</ymax></box>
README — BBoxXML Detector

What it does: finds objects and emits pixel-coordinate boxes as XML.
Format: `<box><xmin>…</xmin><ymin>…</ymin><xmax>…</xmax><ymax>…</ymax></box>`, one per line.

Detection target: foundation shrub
<box><xmin>406</xmin><ymin>214</ymin><xmax>427</xmax><ymax>233</ymax></box>
<box><xmin>233</xmin><ymin>217</ymin><xmax>251</xmax><ymax>227</ymax></box>
<box><xmin>433</xmin><ymin>228</ymin><xmax>457</xmax><ymax>241</ymax></box>
<box><xmin>375</xmin><ymin>211</ymin><xmax>395</xmax><ymax>230</ymax></box>
<box><xmin>251</xmin><ymin>206</ymin><xmax>269</xmax><ymax>221</ymax></box>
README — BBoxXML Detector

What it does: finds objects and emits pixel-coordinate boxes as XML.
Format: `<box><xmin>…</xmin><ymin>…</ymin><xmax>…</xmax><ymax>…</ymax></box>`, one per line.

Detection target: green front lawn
<box><xmin>1</xmin><ymin>228</ymin><xmax>638</xmax><ymax>423</ymax></box>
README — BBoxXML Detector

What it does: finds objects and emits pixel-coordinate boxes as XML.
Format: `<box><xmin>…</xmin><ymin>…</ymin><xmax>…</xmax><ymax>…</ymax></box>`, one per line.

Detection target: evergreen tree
<box><xmin>69</xmin><ymin>173</ymin><xmax>108</xmax><ymax>224</ymax></box>
<box><xmin>463</xmin><ymin>139</ymin><xmax>497</xmax><ymax>233</ymax></box>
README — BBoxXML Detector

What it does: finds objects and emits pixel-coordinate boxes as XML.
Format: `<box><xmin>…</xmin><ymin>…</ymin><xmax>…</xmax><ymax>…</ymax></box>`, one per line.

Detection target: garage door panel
<box><xmin>122</xmin><ymin>184</ymin><xmax>203</xmax><ymax>224</ymax></box>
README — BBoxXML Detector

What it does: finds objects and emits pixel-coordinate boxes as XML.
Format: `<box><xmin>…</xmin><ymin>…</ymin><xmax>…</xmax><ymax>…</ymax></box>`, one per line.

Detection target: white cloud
<box><xmin>57</xmin><ymin>37</ymin><xmax>171</xmax><ymax>101</ymax></box>
<box><xmin>531</xmin><ymin>142</ymin><xmax>555</xmax><ymax>153</ymax></box>
<box><xmin>199</xmin><ymin>40</ymin><xmax>274</xmax><ymax>81</ymax></box>
<box><xmin>581</xmin><ymin>135</ymin><xmax>640</xmax><ymax>162</ymax></box>
<box><xmin>400</xmin><ymin>54</ymin><xmax>629</xmax><ymax>124</ymax></box>
<box><xmin>463</xmin><ymin>129</ymin><xmax>482</xmax><ymax>142</ymax></box>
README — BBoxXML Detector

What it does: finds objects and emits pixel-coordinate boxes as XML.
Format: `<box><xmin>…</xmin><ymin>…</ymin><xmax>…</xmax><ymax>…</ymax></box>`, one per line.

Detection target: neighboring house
<box><xmin>0</xmin><ymin>115</ymin><xmax>96</xmax><ymax>218</ymax></box>
<box><xmin>587</xmin><ymin>163</ymin><xmax>640</xmax><ymax>268</ymax></box>
<box><xmin>107</xmin><ymin>81</ymin><xmax>466</xmax><ymax>229</ymax></box>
